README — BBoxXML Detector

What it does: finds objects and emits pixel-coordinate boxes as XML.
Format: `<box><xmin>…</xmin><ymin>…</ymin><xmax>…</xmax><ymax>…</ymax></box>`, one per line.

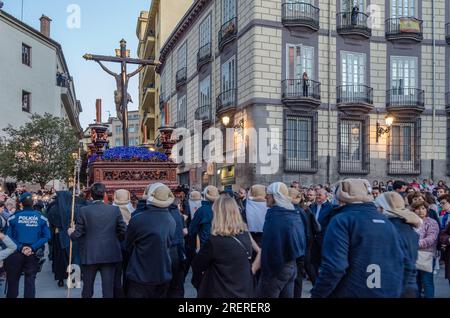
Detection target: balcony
<box><xmin>142</xmin><ymin>84</ymin><xmax>156</xmax><ymax>112</ymax></box>
<box><xmin>386</xmin><ymin>88</ymin><xmax>425</xmax><ymax>115</ymax></box>
<box><xmin>176</xmin><ymin>67</ymin><xmax>187</xmax><ymax>89</ymax></box>
<box><xmin>385</xmin><ymin>17</ymin><xmax>423</xmax><ymax>42</ymax></box>
<box><xmin>216</xmin><ymin>89</ymin><xmax>237</xmax><ymax>116</ymax></box>
<box><xmin>336</xmin><ymin>12</ymin><xmax>371</xmax><ymax>39</ymax></box>
<box><xmin>446</xmin><ymin>23</ymin><xmax>450</xmax><ymax>44</ymax></box>
<box><xmin>337</xmin><ymin>85</ymin><xmax>373</xmax><ymax>114</ymax></box>
<box><xmin>282</xmin><ymin>79</ymin><xmax>321</xmax><ymax>109</ymax></box>
<box><xmin>281</xmin><ymin>2</ymin><xmax>320</xmax><ymax>31</ymax></box>
<box><xmin>218</xmin><ymin>17</ymin><xmax>237</xmax><ymax>51</ymax></box>
<box><xmin>143</xmin><ymin>31</ymin><xmax>156</xmax><ymax>59</ymax></box>
<box><xmin>175</xmin><ymin>119</ymin><xmax>187</xmax><ymax>129</ymax></box>
<box><xmin>446</xmin><ymin>92</ymin><xmax>450</xmax><ymax>113</ymax></box>
<box><xmin>195</xmin><ymin>105</ymin><xmax>212</xmax><ymax>127</ymax></box>
<box><xmin>197</xmin><ymin>43</ymin><xmax>212</xmax><ymax>70</ymax></box>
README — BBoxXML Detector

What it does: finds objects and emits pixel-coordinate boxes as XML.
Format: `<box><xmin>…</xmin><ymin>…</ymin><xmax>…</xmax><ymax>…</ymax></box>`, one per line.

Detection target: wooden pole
<box><xmin>66</xmin><ymin>149</ymin><xmax>79</xmax><ymax>298</ymax></box>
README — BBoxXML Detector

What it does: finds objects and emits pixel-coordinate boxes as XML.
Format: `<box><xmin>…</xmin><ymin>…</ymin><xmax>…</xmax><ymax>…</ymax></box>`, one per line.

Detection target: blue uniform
<box><xmin>6</xmin><ymin>207</ymin><xmax>50</xmax><ymax>252</ymax></box>
<box><xmin>4</xmin><ymin>206</ymin><xmax>51</xmax><ymax>298</ymax></box>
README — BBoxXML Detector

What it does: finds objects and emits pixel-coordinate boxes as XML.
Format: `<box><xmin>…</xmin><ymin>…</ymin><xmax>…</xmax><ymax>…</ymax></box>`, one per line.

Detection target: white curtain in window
<box><xmin>178</xmin><ymin>42</ymin><xmax>187</xmax><ymax>69</ymax></box>
<box><xmin>341</xmin><ymin>0</ymin><xmax>365</xmax><ymax>12</ymax></box>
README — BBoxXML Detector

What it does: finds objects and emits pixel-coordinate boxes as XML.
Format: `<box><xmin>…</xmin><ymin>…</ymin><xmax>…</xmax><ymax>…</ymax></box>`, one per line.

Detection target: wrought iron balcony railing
<box><xmin>175</xmin><ymin>67</ymin><xmax>187</xmax><ymax>89</ymax></box>
<box><xmin>386</xmin><ymin>88</ymin><xmax>424</xmax><ymax>112</ymax></box>
<box><xmin>385</xmin><ymin>17</ymin><xmax>423</xmax><ymax>42</ymax></box>
<box><xmin>218</xmin><ymin>17</ymin><xmax>237</xmax><ymax>51</ymax></box>
<box><xmin>336</xmin><ymin>11</ymin><xmax>371</xmax><ymax>38</ymax></box>
<box><xmin>446</xmin><ymin>22</ymin><xmax>450</xmax><ymax>44</ymax></box>
<box><xmin>216</xmin><ymin>89</ymin><xmax>237</xmax><ymax>114</ymax></box>
<box><xmin>197</xmin><ymin>43</ymin><xmax>212</xmax><ymax>69</ymax></box>
<box><xmin>281</xmin><ymin>2</ymin><xmax>320</xmax><ymax>31</ymax></box>
<box><xmin>337</xmin><ymin>85</ymin><xmax>373</xmax><ymax>105</ymax></box>
<box><xmin>195</xmin><ymin>105</ymin><xmax>212</xmax><ymax>124</ymax></box>
<box><xmin>282</xmin><ymin>79</ymin><xmax>321</xmax><ymax>108</ymax></box>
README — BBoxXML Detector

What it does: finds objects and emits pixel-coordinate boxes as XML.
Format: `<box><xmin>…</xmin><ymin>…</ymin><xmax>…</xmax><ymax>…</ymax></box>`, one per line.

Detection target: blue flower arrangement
<box><xmin>102</xmin><ymin>146</ymin><xmax>169</xmax><ymax>162</ymax></box>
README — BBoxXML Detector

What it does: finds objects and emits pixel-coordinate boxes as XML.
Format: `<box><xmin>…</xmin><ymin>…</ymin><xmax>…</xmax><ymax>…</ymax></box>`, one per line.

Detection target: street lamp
<box><xmin>221</xmin><ymin>115</ymin><xmax>231</xmax><ymax>127</ymax></box>
<box><xmin>376</xmin><ymin>115</ymin><xmax>394</xmax><ymax>143</ymax></box>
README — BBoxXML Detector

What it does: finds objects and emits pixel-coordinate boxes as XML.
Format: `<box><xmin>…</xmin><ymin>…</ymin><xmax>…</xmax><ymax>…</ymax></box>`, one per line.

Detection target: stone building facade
<box><xmin>157</xmin><ymin>0</ymin><xmax>450</xmax><ymax>190</ymax></box>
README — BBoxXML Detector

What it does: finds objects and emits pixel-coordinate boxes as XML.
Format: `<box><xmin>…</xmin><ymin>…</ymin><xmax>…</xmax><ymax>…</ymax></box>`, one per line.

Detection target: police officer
<box><xmin>5</xmin><ymin>192</ymin><xmax>50</xmax><ymax>298</ymax></box>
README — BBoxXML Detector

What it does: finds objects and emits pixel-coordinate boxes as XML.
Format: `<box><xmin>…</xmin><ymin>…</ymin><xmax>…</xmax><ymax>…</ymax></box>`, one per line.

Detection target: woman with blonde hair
<box><xmin>192</xmin><ymin>194</ymin><xmax>260</xmax><ymax>298</ymax></box>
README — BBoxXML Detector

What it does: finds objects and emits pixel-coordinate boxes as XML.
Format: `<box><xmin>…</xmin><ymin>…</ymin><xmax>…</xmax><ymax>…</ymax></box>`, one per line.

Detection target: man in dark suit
<box><xmin>68</xmin><ymin>183</ymin><xmax>127</xmax><ymax>298</ymax></box>
<box><xmin>309</xmin><ymin>188</ymin><xmax>335</xmax><ymax>276</ymax></box>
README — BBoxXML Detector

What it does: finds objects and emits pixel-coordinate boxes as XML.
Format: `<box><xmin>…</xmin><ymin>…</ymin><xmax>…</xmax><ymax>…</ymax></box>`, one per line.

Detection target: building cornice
<box><xmin>157</xmin><ymin>0</ymin><xmax>211</xmax><ymax>73</ymax></box>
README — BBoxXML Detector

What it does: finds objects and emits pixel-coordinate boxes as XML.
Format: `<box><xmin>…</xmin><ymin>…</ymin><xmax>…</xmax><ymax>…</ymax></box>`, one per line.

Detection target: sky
<box><xmin>3</xmin><ymin>0</ymin><xmax>150</xmax><ymax>129</ymax></box>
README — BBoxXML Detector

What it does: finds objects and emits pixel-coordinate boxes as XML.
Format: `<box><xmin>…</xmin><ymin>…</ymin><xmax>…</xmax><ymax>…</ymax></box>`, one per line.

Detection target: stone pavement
<box><xmin>0</xmin><ymin>254</ymin><xmax>448</xmax><ymax>298</ymax></box>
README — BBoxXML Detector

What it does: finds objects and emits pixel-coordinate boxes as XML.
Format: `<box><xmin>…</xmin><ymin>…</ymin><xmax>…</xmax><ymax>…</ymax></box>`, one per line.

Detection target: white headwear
<box><xmin>267</xmin><ymin>182</ymin><xmax>295</xmax><ymax>210</ymax></box>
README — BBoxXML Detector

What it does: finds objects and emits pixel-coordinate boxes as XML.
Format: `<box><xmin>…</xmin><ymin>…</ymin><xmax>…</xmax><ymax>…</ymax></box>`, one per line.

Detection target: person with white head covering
<box><xmin>125</xmin><ymin>183</ymin><xmax>176</xmax><ymax>298</ymax></box>
<box><xmin>312</xmin><ymin>179</ymin><xmax>405</xmax><ymax>298</ymax></box>
<box><xmin>258</xmin><ymin>182</ymin><xmax>305</xmax><ymax>298</ymax></box>
<box><xmin>113</xmin><ymin>189</ymin><xmax>135</xmax><ymax>225</ymax></box>
<box><xmin>374</xmin><ymin>191</ymin><xmax>421</xmax><ymax>298</ymax></box>
<box><xmin>188</xmin><ymin>186</ymin><xmax>219</xmax><ymax>249</ymax></box>
<box><xmin>188</xmin><ymin>191</ymin><xmax>202</xmax><ymax>221</ymax></box>
<box><xmin>244</xmin><ymin>185</ymin><xmax>268</xmax><ymax>247</ymax></box>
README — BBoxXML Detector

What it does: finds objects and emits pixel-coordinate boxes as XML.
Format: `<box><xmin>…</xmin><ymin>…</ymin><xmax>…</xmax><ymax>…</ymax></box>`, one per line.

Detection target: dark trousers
<box><xmin>168</xmin><ymin>246</ymin><xmax>185</xmax><ymax>298</ymax></box>
<box><xmin>417</xmin><ymin>270</ymin><xmax>434</xmax><ymax>298</ymax></box>
<box><xmin>303</xmin><ymin>82</ymin><xmax>309</xmax><ymax>97</ymax></box>
<box><xmin>311</xmin><ymin>238</ymin><xmax>322</xmax><ymax>276</ymax></box>
<box><xmin>5</xmin><ymin>252</ymin><xmax>39</xmax><ymax>298</ymax></box>
<box><xmin>258</xmin><ymin>260</ymin><xmax>296</xmax><ymax>298</ymax></box>
<box><xmin>127</xmin><ymin>280</ymin><xmax>169</xmax><ymax>298</ymax></box>
<box><xmin>81</xmin><ymin>263</ymin><xmax>117</xmax><ymax>298</ymax></box>
<box><xmin>113</xmin><ymin>262</ymin><xmax>125</xmax><ymax>298</ymax></box>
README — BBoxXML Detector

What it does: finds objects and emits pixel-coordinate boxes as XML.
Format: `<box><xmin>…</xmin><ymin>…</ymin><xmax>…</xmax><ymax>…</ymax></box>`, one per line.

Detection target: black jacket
<box><xmin>192</xmin><ymin>232</ymin><xmax>254</xmax><ymax>298</ymax></box>
<box><xmin>70</xmin><ymin>201</ymin><xmax>126</xmax><ymax>265</ymax></box>
<box><xmin>125</xmin><ymin>205</ymin><xmax>176</xmax><ymax>285</ymax></box>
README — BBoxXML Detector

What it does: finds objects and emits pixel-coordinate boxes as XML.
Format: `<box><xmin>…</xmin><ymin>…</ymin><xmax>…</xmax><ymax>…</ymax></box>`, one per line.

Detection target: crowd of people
<box><xmin>0</xmin><ymin>177</ymin><xmax>450</xmax><ymax>298</ymax></box>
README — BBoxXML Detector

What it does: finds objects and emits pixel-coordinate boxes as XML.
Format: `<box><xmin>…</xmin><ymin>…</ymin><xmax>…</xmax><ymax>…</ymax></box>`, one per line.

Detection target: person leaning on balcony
<box><xmin>302</xmin><ymin>72</ymin><xmax>309</xmax><ymax>97</ymax></box>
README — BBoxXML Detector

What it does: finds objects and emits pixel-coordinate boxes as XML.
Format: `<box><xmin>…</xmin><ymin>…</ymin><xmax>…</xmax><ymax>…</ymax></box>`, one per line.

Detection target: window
<box><xmin>115</xmin><ymin>138</ymin><xmax>122</xmax><ymax>146</ymax></box>
<box><xmin>115</xmin><ymin>126</ymin><xmax>122</xmax><ymax>134</ymax></box>
<box><xmin>129</xmin><ymin>138</ymin><xmax>138</xmax><ymax>146</ymax></box>
<box><xmin>160</xmin><ymin>69</ymin><xmax>166</xmax><ymax>101</ymax></box>
<box><xmin>22</xmin><ymin>91</ymin><xmax>31</xmax><ymax>112</ymax></box>
<box><xmin>22</xmin><ymin>44</ymin><xmax>31</xmax><ymax>66</ymax></box>
<box><xmin>199</xmin><ymin>14</ymin><xmax>211</xmax><ymax>48</ymax></box>
<box><xmin>286</xmin><ymin>44</ymin><xmax>314</xmax><ymax>80</ymax></box>
<box><xmin>284</xmin><ymin>113</ymin><xmax>318</xmax><ymax>172</ymax></box>
<box><xmin>391</xmin><ymin>0</ymin><xmax>416</xmax><ymax>17</ymax></box>
<box><xmin>221</xmin><ymin>56</ymin><xmax>236</xmax><ymax>106</ymax></box>
<box><xmin>341</xmin><ymin>51</ymin><xmax>366</xmax><ymax>86</ymax></box>
<box><xmin>222</xmin><ymin>0</ymin><xmax>236</xmax><ymax>23</ymax></box>
<box><xmin>178</xmin><ymin>42</ymin><xmax>187</xmax><ymax>70</ymax></box>
<box><xmin>341</xmin><ymin>0</ymin><xmax>366</xmax><ymax>12</ymax></box>
<box><xmin>388</xmin><ymin>120</ymin><xmax>421</xmax><ymax>174</ymax></box>
<box><xmin>129</xmin><ymin>125</ymin><xmax>136</xmax><ymax>133</ymax></box>
<box><xmin>391</xmin><ymin>56</ymin><xmax>417</xmax><ymax>95</ymax></box>
<box><xmin>338</xmin><ymin>117</ymin><xmax>369</xmax><ymax>174</ymax></box>
<box><xmin>199</xmin><ymin>76</ymin><xmax>211</xmax><ymax>108</ymax></box>
<box><xmin>222</xmin><ymin>56</ymin><xmax>236</xmax><ymax>92</ymax></box>
<box><xmin>177</xmin><ymin>94</ymin><xmax>187</xmax><ymax>127</ymax></box>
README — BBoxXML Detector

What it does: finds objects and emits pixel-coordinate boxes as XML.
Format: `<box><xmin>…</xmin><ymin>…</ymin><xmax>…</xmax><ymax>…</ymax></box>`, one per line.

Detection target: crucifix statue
<box><xmin>83</xmin><ymin>39</ymin><xmax>159</xmax><ymax>146</ymax></box>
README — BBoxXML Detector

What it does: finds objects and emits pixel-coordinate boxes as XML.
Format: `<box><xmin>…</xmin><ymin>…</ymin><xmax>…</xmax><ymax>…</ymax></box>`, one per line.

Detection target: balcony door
<box><xmin>391</xmin><ymin>0</ymin><xmax>416</xmax><ymax>18</ymax></box>
<box><xmin>222</xmin><ymin>0</ymin><xmax>236</xmax><ymax>23</ymax></box>
<box><xmin>286</xmin><ymin>0</ymin><xmax>313</xmax><ymax>15</ymax></box>
<box><xmin>221</xmin><ymin>56</ymin><xmax>236</xmax><ymax>105</ymax></box>
<box><xmin>287</xmin><ymin>44</ymin><xmax>314</xmax><ymax>80</ymax></box>
<box><xmin>341</xmin><ymin>51</ymin><xmax>366</xmax><ymax>99</ymax></box>
<box><xmin>341</xmin><ymin>0</ymin><xmax>366</xmax><ymax>12</ymax></box>
<box><xmin>391</xmin><ymin>56</ymin><xmax>417</xmax><ymax>97</ymax></box>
